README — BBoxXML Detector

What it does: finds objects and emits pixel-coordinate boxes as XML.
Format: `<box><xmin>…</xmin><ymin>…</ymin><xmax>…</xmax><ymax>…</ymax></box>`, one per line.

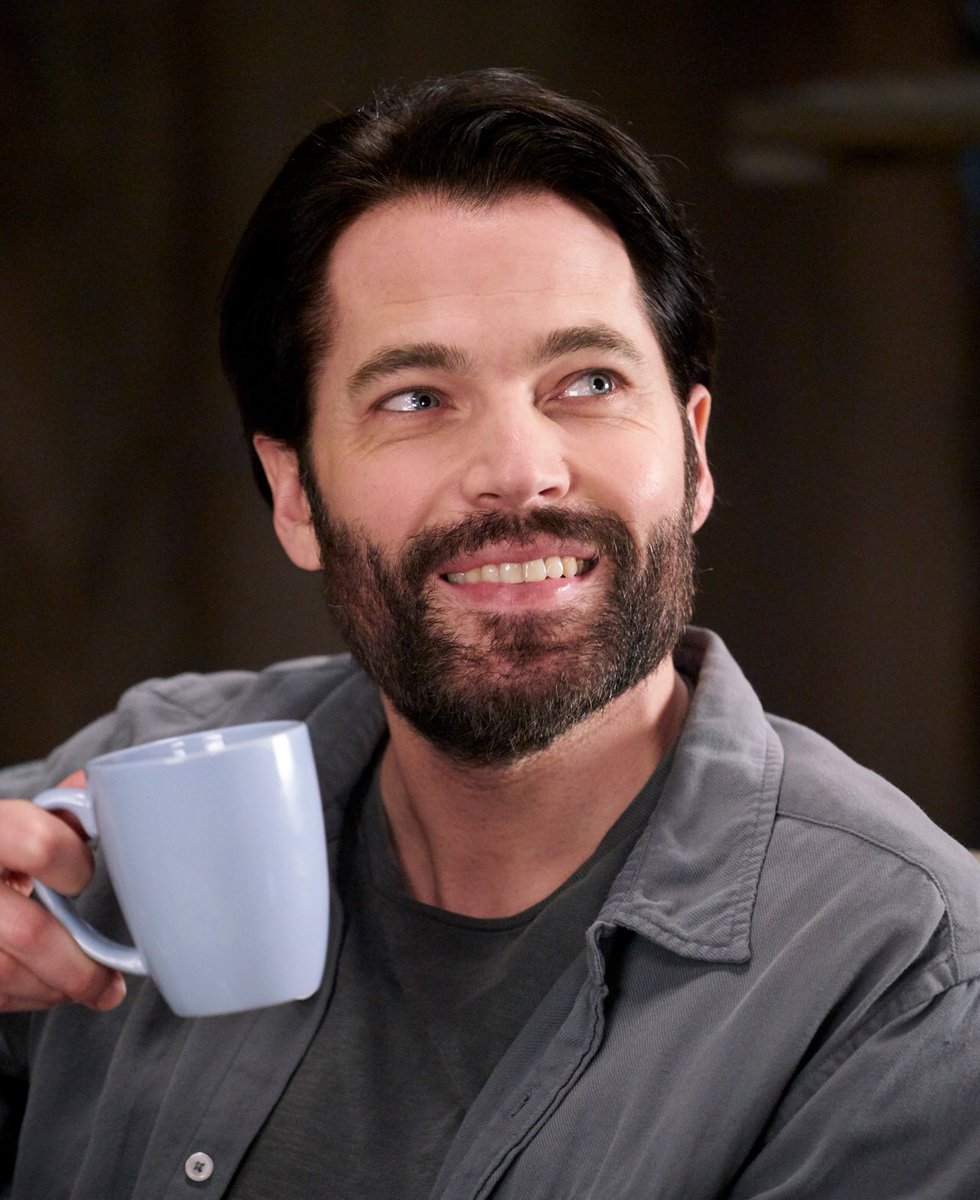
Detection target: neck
<box><xmin>378</xmin><ymin>659</ymin><xmax>687</xmax><ymax>918</ymax></box>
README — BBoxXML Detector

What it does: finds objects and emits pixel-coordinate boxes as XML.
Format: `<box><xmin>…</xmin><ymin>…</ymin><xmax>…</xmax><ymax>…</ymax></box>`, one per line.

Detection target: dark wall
<box><xmin>3</xmin><ymin>1</ymin><xmax>977</xmax><ymax>841</ymax></box>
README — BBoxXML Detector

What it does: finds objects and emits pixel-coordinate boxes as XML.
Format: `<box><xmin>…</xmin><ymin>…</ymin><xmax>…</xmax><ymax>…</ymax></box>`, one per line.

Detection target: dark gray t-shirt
<box><xmin>226</xmin><ymin>750</ymin><xmax>673</xmax><ymax>1200</ymax></box>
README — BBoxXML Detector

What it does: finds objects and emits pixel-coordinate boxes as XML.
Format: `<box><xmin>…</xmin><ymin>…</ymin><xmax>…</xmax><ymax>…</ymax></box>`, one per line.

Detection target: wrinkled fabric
<box><xmin>1</xmin><ymin>628</ymin><xmax>978</xmax><ymax>1199</ymax></box>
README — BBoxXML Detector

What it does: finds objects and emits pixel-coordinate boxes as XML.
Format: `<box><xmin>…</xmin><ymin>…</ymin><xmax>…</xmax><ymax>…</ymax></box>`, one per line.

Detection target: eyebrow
<box><xmin>530</xmin><ymin>324</ymin><xmax>645</xmax><ymax>366</ymax></box>
<box><xmin>346</xmin><ymin>342</ymin><xmax>472</xmax><ymax>398</ymax></box>
<box><xmin>344</xmin><ymin>323</ymin><xmax>644</xmax><ymax>398</ymax></box>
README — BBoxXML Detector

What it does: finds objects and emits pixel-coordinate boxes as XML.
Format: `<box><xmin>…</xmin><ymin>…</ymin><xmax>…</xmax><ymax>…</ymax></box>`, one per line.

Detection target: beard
<box><xmin>303</xmin><ymin>456</ymin><xmax>697</xmax><ymax>768</ymax></box>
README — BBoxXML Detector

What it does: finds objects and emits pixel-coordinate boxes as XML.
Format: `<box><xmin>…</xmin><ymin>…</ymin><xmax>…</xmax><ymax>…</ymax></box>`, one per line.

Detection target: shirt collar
<box><xmin>301</xmin><ymin>627</ymin><xmax>783</xmax><ymax>964</ymax></box>
<box><xmin>595</xmin><ymin>627</ymin><xmax>783</xmax><ymax>964</ymax></box>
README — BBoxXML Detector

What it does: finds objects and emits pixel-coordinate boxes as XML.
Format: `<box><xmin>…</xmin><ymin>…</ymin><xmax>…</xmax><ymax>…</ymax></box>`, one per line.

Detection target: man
<box><xmin>1</xmin><ymin>69</ymin><xmax>978</xmax><ymax>1199</ymax></box>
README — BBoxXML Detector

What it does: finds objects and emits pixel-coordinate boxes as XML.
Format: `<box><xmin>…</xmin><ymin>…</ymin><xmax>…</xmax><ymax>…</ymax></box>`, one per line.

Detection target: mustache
<box><xmin>398</xmin><ymin>506</ymin><xmax>639</xmax><ymax>586</ymax></box>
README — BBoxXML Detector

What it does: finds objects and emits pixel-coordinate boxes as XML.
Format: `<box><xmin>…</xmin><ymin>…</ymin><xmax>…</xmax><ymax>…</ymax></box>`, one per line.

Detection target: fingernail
<box><xmin>92</xmin><ymin>973</ymin><xmax>127</xmax><ymax>1011</ymax></box>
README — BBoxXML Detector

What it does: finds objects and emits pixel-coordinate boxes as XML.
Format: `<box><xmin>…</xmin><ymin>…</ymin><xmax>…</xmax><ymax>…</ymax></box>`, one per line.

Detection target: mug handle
<box><xmin>31</xmin><ymin>787</ymin><xmax>148</xmax><ymax>976</ymax></box>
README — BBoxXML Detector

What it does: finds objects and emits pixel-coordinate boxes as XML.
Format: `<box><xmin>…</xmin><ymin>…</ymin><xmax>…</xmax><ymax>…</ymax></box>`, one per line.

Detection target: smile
<box><xmin>444</xmin><ymin>556</ymin><xmax>593</xmax><ymax>585</ymax></box>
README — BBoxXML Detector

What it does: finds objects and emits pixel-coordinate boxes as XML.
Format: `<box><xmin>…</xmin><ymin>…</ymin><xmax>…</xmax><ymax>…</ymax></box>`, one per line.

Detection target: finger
<box><xmin>0</xmin><ymin>800</ymin><xmax>95</xmax><ymax>895</ymax></box>
<box><xmin>0</xmin><ymin>880</ymin><xmax>122</xmax><ymax>1009</ymax></box>
<box><xmin>0</xmin><ymin>967</ymin><xmax>71</xmax><ymax>1012</ymax></box>
<box><xmin>47</xmin><ymin>770</ymin><xmax>90</xmax><ymax>841</ymax></box>
<box><xmin>0</xmin><ymin>967</ymin><xmax>125</xmax><ymax>1013</ymax></box>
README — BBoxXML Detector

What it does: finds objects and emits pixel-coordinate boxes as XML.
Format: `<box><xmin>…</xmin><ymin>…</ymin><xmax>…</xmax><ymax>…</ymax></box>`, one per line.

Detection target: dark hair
<box><xmin>220</xmin><ymin>68</ymin><xmax>716</xmax><ymax>503</ymax></box>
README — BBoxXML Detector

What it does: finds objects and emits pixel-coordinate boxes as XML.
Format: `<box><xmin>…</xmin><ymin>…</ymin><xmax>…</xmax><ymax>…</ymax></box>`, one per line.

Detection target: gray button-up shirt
<box><xmin>2</xmin><ymin>628</ymin><xmax>979</xmax><ymax>1198</ymax></box>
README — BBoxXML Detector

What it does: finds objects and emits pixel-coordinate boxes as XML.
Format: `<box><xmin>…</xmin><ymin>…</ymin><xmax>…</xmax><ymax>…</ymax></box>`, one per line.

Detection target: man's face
<box><xmin>259</xmin><ymin>192</ymin><xmax>713</xmax><ymax>764</ymax></box>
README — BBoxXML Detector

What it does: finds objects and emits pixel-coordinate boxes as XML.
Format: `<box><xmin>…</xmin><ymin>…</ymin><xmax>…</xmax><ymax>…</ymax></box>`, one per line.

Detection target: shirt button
<box><xmin>185</xmin><ymin>1151</ymin><xmax>215</xmax><ymax>1182</ymax></box>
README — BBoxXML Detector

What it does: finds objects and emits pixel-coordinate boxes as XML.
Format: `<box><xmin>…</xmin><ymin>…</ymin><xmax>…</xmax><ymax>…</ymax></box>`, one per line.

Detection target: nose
<box><xmin>459</xmin><ymin>401</ymin><xmax>571</xmax><ymax>511</ymax></box>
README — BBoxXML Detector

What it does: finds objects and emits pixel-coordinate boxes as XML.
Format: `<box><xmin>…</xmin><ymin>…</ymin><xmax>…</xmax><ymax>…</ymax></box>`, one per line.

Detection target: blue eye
<box><xmin>565</xmin><ymin>370</ymin><xmax>617</xmax><ymax>398</ymax></box>
<box><xmin>381</xmin><ymin>389</ymin><xmax>442</xmax><ymax>412</ymax></box>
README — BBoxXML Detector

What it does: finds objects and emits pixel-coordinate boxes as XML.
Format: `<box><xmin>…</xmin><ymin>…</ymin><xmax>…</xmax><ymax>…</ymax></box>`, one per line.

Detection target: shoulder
<box><xmin>0</xmin><ymin>654</ymin><xmax>364</xmax><ymax>799</ymax></box>
<box><xmin>770</xmin><ymin>713</ymin><xmax>974</xmax><ymax>876</ymax></box>
<box><xmin>767</xmin><ymin>714</ymin><xmax>980</xmax><ymax>983</ymax></box>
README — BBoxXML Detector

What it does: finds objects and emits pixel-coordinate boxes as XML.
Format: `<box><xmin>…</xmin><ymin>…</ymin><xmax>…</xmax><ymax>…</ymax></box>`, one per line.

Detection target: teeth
<box><xmin>446</xmin><ymin>556</ymin><xmax>588</xmax><ymax>585</ymax></box>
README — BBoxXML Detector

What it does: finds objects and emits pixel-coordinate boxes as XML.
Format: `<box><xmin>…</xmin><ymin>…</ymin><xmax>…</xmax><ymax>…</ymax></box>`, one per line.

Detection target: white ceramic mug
<box><xmin>32</xmin><ymin>721</ymin><xmax>329</xmax><ymax>1018</ymax></box>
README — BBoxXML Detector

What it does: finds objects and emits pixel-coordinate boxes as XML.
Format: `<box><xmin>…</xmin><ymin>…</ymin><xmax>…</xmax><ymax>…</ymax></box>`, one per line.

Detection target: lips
<box><xmin>405</xmin><ymin>510</ymin><xmax>614</xmax><ymax>596</ymax></box>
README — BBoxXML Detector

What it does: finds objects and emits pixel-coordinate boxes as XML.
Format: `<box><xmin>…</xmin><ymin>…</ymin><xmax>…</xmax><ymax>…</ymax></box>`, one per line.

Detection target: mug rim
<box><xmin>88</xmin><ymin>720</ymin><xmax>305</xmax><ymax>771</ymax></box>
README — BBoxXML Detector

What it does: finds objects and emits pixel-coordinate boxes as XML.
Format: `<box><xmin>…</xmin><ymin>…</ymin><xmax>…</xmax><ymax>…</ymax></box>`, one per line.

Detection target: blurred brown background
<box><xmin>2</xmin><ymin>1</ymin><xmax>978</xmax><ymax>842</ymax></box>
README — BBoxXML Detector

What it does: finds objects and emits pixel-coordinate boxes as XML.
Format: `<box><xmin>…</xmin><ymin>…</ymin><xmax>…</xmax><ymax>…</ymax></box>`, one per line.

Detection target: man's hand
<box><xmin>0</xmin><ymin>771</ymin><xmax>126</xmax><ymax>1012</ymax></box>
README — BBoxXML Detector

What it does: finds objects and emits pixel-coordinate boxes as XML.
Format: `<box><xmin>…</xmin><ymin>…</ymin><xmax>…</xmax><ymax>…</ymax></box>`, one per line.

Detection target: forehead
<box><xmin>329</xmin><ymin>189</ymin><xmax>629</xmax><ymax>270</ymax></box>
<box><xmin>320</xmin><ymin>192</ymin><xmax>651</xmax><ymax>359</ymax></box>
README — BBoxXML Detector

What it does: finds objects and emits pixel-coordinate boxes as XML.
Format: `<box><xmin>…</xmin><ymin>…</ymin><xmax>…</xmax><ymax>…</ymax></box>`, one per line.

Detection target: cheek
<box><xmin>318</xmin><ymin>452</ymin><xmax>438</xmax><ymax>546</ymax></box>
<box><xmin>581</xmin><ymin>436</ymin><xmax>687</xmax><ymax>523</ymax></box>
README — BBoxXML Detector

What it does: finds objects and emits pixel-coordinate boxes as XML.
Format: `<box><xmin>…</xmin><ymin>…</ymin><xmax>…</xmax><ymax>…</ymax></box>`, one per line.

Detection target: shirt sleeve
<box><xmin>726</xmin><ymin>976</ymin><xmax>980</xmax><ymax>1199</ymax></box>
<box><xmin>0</xmin><ymin>669</ymin><xmax>258</xmax><ymax>799</ymax></box>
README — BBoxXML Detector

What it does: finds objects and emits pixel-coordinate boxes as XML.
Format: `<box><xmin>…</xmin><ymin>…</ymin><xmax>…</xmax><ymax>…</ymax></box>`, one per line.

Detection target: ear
<box><xmin>685</xmin><ymin>386</ymin><xmax>714</xmax><ymax>533</ymax></box>
<box><xmin>252</xmin><ymin>435</ymin><xmax>322</xmax><ymax>571</ymax></box>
